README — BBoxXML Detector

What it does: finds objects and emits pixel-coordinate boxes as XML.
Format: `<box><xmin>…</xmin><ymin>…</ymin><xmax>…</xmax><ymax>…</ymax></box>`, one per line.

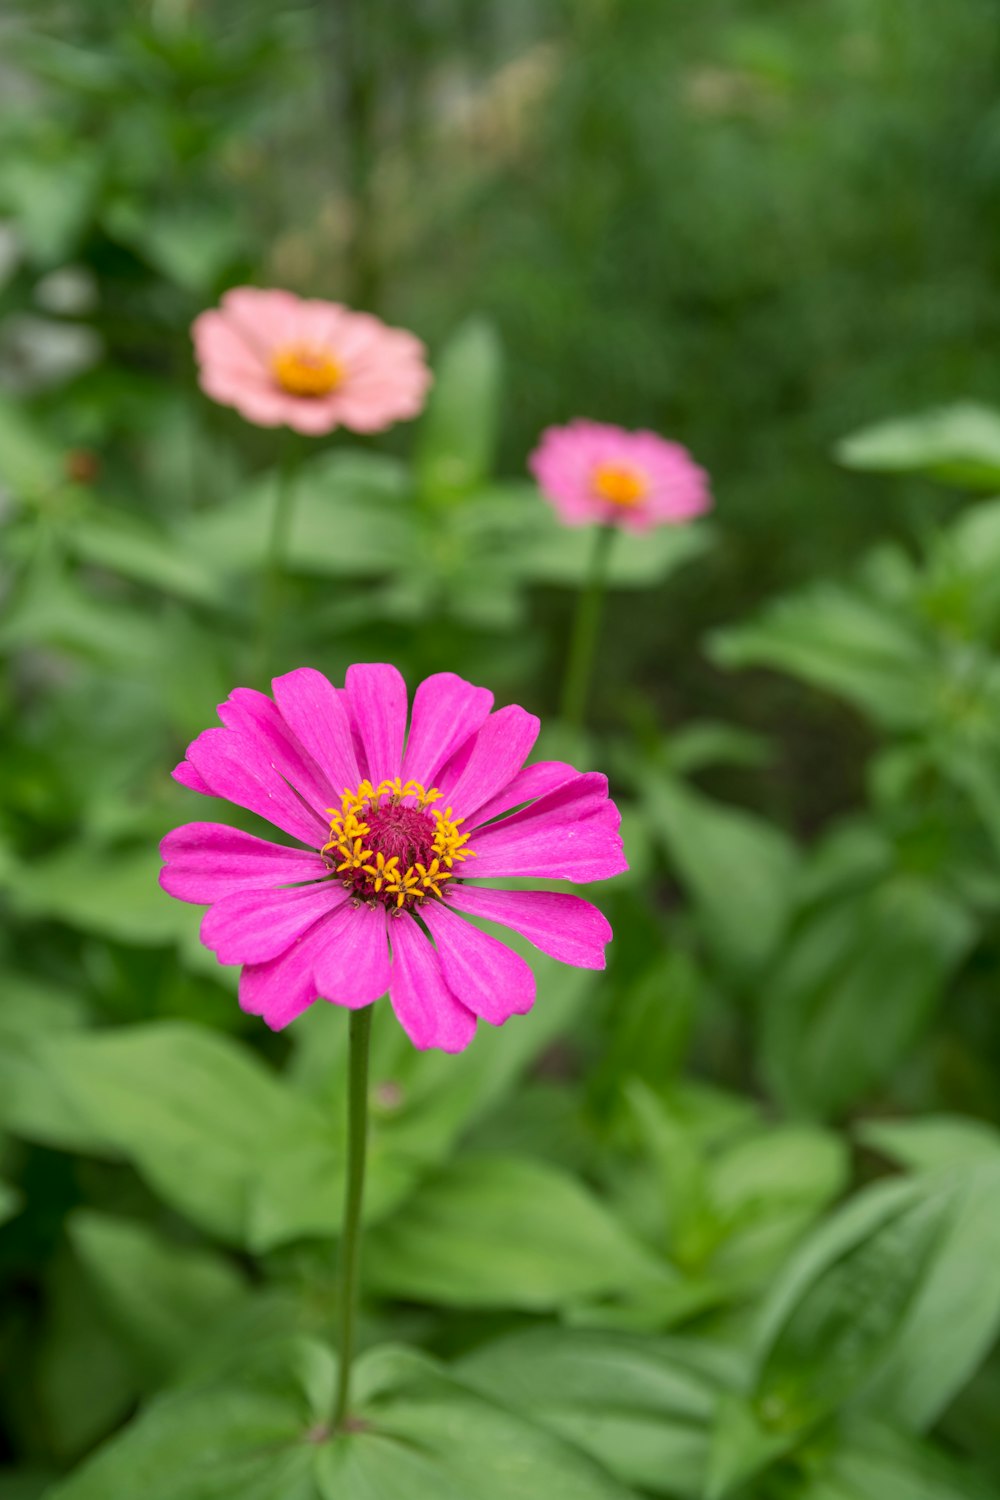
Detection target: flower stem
<box><xmin>254</xmin><ymin>437</ymin><xmax>298</xmax><ymax>684</ymax></box>
<box><xmin>561</xmin><ymin>524</ymin><xmax>616</xmax><ymax>732</ymax></box>
<box><xmin>333</xmin><ymin>1003</ymin><xmax>373</xmax><ymax>1430</ymax></box>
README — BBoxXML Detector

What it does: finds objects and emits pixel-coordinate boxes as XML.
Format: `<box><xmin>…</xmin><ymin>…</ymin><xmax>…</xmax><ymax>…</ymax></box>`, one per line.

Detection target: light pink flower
<box><xmin>191</xmin><ymin>288</ymin><xmax>431</xmax><ymax>436</ymax></box>
<box><xmin>161</xmin><ymin>666</ymin><xmax>627</xmax><ymax>1052</ymax></box>
<box><xmin>529</xmin><ymin>419</ymin><xmax>711</xmax><ymax>533</ymax></box>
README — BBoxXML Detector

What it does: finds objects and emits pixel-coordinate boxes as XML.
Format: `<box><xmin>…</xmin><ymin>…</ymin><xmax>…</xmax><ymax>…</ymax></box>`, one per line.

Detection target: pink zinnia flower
<box><xmin>529</xmin><ymin>419</ymin><xmax>711</xmax><ymax>533</ymax></box>
<box><xmin>191</xmin><ymin>288</ymin><xmax>431</xmax><ymax>436</ymax></box>
<box><xmin>160</xmin><ymin>666</ymin><xmax>627</xmax><ymax>1052</ymax></box>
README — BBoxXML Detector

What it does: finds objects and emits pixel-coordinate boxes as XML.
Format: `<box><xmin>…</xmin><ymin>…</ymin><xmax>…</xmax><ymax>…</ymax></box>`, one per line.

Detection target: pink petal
<box><xmin>201</xmin><ymin>883</ymin><xmax>345</xmax><ymax>965</ymax></box>
<box><xmin>344</xmin><ymin>664</ymin><xmax>407</xmax><ymax>789</ymax></box>
<box><xmin>172</xmin><ymin>759</ymin><xmax>213</xmax><ymax>796</ymax></box>
<box><xmin>401</xmin><ymin>672</ymin><xmax>494</xmax><ymax>789</ymax></box>
<box><xmin>311</xmin><ymin>901</ymin><xmax>391</xmax><ymax>1008</ymax></box>
<box><xmin>239</xmin><ymin>939</ymin><xmax>321</xmax><ymax>1030</ymax></box>
<box><xmin>437</xmin><ymin>705</ymin><xmax>540</xmax><ymax>819</ymax></box>
<box><xmin>185</xmin><ymin>727</ymin><xmax>327</xmax><ymax>847</ymax></box>
<box><xmin>271</xmin><ymin>668</ymin><xmax>361</xmax><ymax>798</ymax></box>
<box><xmin>445</xmin><ymin>886</ymin><xmax>611</xmax><ymax>969</ymax></box>
<box><xmin>159</xmin><ymin>823</ymin><xmax>327</xmax><ymax>904</ymax></box>
<box><xmin>218</xmin><ymin>688</ymin><xmax>337</xmax><ymax>816</ymax></box>
<box><xmin>470</xmin><ymin>760</ymin><xmax>578</xmax><ymax>828</ymax></box>
<box><xmin>420</xmin><ymin>903</ymin><xmax>535</xmax><ymax>1024</ymax></box>
<box><xmin>387</xmin><ymin>914</ymin><xmax>477</xmax><ymax>1053</ymax></box>
<box><xmin>484</xmin><ymin>772</ymin><xmax>621</xmax><ymax>833</ymax></box>
<box><xmin>470</xmin><ymin>818</ymin><xmax>628</xmax><ymax>883</ymax></box>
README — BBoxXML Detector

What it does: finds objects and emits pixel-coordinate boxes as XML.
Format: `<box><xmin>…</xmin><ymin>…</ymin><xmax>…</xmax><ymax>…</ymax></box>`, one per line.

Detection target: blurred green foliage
<box><xmin>3</xmin><ymin>1</ymin><xmax>1000</xmax><ymax>1497</ymax></box>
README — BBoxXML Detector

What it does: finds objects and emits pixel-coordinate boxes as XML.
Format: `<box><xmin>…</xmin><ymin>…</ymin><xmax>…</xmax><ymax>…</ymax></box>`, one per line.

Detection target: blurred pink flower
<box><xmin>529</xmin><ymin>419</ymin><xmax>711</xmax><ymax>532</ymax></box>
<box><xmin>191</xmin><ymin>288</ymin><xmax>431</xmax><ymax>436</ymax></box>
<box><xmin>161</xmin><ymin>665</ymin><xmax>627</xmax><ymax>1052</ymax></box>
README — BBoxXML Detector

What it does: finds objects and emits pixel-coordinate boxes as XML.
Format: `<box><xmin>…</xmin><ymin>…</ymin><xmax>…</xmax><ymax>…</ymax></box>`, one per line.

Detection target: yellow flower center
<box><xmin>271</xmin><ymin>343</ymin><xmax>343</xmax><ymax>397</ymax></box>
<box><xmin>322</xmin><ymin>778</ymin><xmax>475</xmax><ymax>911</ymax></box>
<box><xmin>592</xmin><ymin>463</ymin><xmax>648</xmax><ymax>507</ymax></box>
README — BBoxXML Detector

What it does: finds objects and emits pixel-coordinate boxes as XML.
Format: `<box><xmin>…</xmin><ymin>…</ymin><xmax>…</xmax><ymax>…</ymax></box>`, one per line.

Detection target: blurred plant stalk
<box><xmin>561</xmin><ymin>524</ymin><xmax>615</xmax><ymax>733</ymax></box>
<box><xmin>333</xmin><ymin>1004</ymin><xmax>374</xmax><ymax>1430</ymax></box>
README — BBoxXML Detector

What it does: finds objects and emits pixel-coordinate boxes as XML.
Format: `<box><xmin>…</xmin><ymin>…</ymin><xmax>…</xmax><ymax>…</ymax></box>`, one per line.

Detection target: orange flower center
<box><xmin>592</xmin><ymin>463</ymin><xmax>648</xmax><ymax>507</ymax></box>
<box><xmin>271</xmin><ymin>343</ymin><xmax>342</xmax><ymax>397</ymax></box>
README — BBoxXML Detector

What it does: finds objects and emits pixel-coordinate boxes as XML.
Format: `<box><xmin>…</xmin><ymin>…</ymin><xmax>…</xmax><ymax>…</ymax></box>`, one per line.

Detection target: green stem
<box><xmin>561</xmin><ymin>524</ymin><xmax>616</xmax><ymax>732</ymax></box>
<box><xmin>333</xmin><ymin>1004</ymin><xmax>373</xmax><ymax>1431</ymax></box>
<box><xmin>254</xmin><ymin>440</ymin><xmax>298</xmax><ymax>684</ymax></box>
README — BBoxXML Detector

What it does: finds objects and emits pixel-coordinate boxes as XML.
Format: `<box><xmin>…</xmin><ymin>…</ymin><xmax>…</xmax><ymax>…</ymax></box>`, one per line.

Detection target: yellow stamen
<box><xmin>271</xmin><ymin>343</ymin><xmax>342</xmax><ymax>398</ymax></box>
<box><xmin>325</xmin><ymin>779</ymin><xmax>477</xmax><ymax>910</ymax></box>
<box><xmin>592</xmin><ymin>462</ymin><xmax>647</xmax><ymax>507</ymax></box>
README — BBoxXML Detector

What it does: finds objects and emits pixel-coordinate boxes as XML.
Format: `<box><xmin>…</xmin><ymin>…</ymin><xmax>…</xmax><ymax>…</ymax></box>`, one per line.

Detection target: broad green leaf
<box><xmin>856</xmin><ymin>1115</ymin><xmax>1000</xmax><ymax>1174</ymax></box>
<box><xmin>642</xmin><ymin>769</ymin><xmax>799</xmax><ymax>973</ymax></box>
<box><xmin>481</xmin><ymin>485</ymin><xmax>713</xmax><ymax>588</ymax></box>
<box><xmin>5</xmin><ymin>844</ymin><xmax>195</xmax><ymax>946</ymax></box>
<box><xmin>0</xmin><ymin>566</ymin><xmax>161</xmax><ymax>666</ymax></box>
<box><xmin>68</xmin><ymin>1211</ymin><xmax>248</xmax><ymax>1385</ymax></box>
<box><xmin>0</xmin><ymin>1176</ymin><xmax>22</xmax><ymax>1227</ymax></box>
<box><xmin>37</xmin><ymin>1251</ymin><xmax>139</xmax><ymax>1462</ymax></box>
<box><xmin>250</xmin><ymin>954</ymin><xmax>594</xmax><ymax>1251</ymax></box>
<box><xmin>751</xmin><ymin>1177</ymin><xmax>951</xmax><ymax>1433</ymax></box>
<box><xmin>0</xmin><ymin>394</ymin><xmax>65</xmax><ymax>498</ymax></box>
<box><xmin>710</xmin><ymin>584</ymin><xmax>932</xmax><ymax>731</ymax></box>
<box><xmin>416</xmin><ymin>318</ymin><xmax>502</xmax><ymax>503</ymax></box>
<box><xmin>46</xmin><ymin>1341</ymin><xmax>634</xmax><ymax>1500</ymax></box>
<box><xmin>66</xmin><ymin>509</ymin><xmax>223</xmax><ymax>604</ymax></box>
<box><xmin>762</xmin><ymin>875</ymin><xmax>975</xmax><ymax>1118</ymax></box>
<box><xmin>29</xmin><ymin>1023</ymin><xmax>321</xmax><ymax>1244</ymax></box>
<box><xmin>859</xmin><ymin>1160</ymin><xmax>1000</xmax><ymax>1429</ymax></box>
<box><xmin>181</xmin><ymin>450</ymin><xmax>414</xmax><ymax>578</ymax></box>
<box><xmin>705</xmin><ymin>1393</ymin><xmax>799</xmax><ymax>1500</ymax></box>
<box><xmin>365</xmin><ymin>1154</ymin><xmax>668</xmax><ymax>1310</ymax></box>
<box><xmin>458</xmin><ymin>1327</ymin><xmax>738</xmax><ymax>1498</ymax></box>
<box><xmin>0</xmin><ymin>976</ymin><xmax>104</xmax><ymax>1150</ymax></box>
<box><xmin>835</xmin><ymin>402</ymin><xmax>1000</xmax><ymax>490</ymax></box>
<box><xmin>795</xmin><ymin>1423</ymin><xmax>999</xmax><ymax>1500</ymax></box>
<box><xmin>626</xmin><ymin>1083</ymin><xmax>848</xmax><ymax>1293</ymax></box>
<box><xmin>0</xmin><ymin>1470</ymin><xmax>56</xmax><ymax>1500</ymax></box>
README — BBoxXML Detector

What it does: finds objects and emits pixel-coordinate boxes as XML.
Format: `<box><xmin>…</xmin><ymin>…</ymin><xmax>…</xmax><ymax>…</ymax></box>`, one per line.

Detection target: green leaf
<box><xmin>0</xmin><ymin>976</ymin><xmax>105</xmax><ymax>1151</ymax></box>
<box><xmin>762</xmin><ymin>874</ymin><xmax>975</xmax><ymax>1119</ymax></box>
<box><xmin>37</xmin><ymin>1251</ymin><xmax>139</xmax><ymax>1462</ymax></box>
<box><xmin>795</xmin><ymin>1423</ymin><xmax>1000</xmax><ymax>1500</ymax></box>
<box><xmin>416</xmin><ymin>318</ymin><xmax>503</xmax><ymax>503</ymax></box>
<box><xmin>181</xmin><ymin>450</ymin><xmax>415</xmax><ymax>579</ymax></box>
<box><xmin>836</xmin><ymin>402</ymin><xmax>1000</xmax><ymax>490</ymax></box>
<box><xmin>642</xmin><ymin>769</ymin><xmax>800</xmax><ymax>974</ymax></box>
<box><xmin>46</xmin><ymin>1342</ymin><xmax>634</xmax><ymax>1500</ymax></box>
<box><xmin>458</xmin><ymin>1327</ymin><xmax>737</xmax><ymax>1498</ymax></box>
<box><xmin>66</xmin><ymin>508</ymin><xmax>223</xmax><ymax>604</ymax></box>
<box><xmin>856</xmin><ymin>1115</ymin><xmax>1000</xmax><ymax>1173</ymax></box>
<box><xmin>485</xmin><ymin>485</ymin><xmax>713</xmax><ymax>589</ymax></box>
<box><xmin>0</xmin><ymin>1176</ymin><xmax>22</xmax><ymax>1227</ymax></box>
<box><xmin>705</xmin><ymin>1393</ymin><xmax>800</xmax><ymax>1500</ymax></box>
<box><xmin>68</xmin><ymin>1211</ymin><xmax>248</xmax><ymax>1385</ymax></box>
<box><xmin>250</xmin><ymin>954</ymin><xmax>594</xmax><ymax>1251</ymax></box>
<box><xmin>5</xmin><ymin>844</ymin><xmax>195</xmax><ymax>946</ymax></box>
<box><xmin>710</xmin><ymin>584</ymin><xmax>932</xmax><ymax>731</ymax></box>
<box><xmin>750</xmin><ymin>1177</ymin><xmax>952</xmax><ymax>1434</ymax></box>
<box><xmin>859</xmin><ymin>1160</ymin><xmax>1000</xmax><ymax>1429</ymax></box>
<box><xmin>365</xmin><ymin>1154</ymin><xmax>668</xmax><ymax>1311</ymax></box>
<box><xmin>28</xmin><ymin>1023</ymin><xmax>320</xmax><ymax>1244</ymax></box>
<box><xmin>0</xmin><ymin>395</ymin><xmax>66</xmax><ymax>498</ymax></box>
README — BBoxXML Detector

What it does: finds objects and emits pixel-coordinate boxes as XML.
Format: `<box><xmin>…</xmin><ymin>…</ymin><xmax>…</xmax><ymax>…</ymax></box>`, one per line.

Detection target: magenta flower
<box><xmin>529</xmin><ymin>419</ymin><xmax>711</xmax><ymax>533</ymax></box>
<box><xmin>161</xmin><ymin>667</ymin><xmax>627</xmax><ymax>1052</ymax></box>
<box><xmin>191</xmin><ymin>288</ymin><xmax>431</xmax><ymax>436</ymax></box>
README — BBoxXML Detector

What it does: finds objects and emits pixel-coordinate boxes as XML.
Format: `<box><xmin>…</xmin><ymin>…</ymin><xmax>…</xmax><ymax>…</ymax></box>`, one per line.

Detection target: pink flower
<box><xmin>161</xmin><ymin>666</ymin><xmax>627</xmax><ymax>1052</ymax></box>
<box><xmin>529</xmin><ymin>419</ymin><xmax>711</xmax><ymax>533</ymax></box>
<box><xmin>191</xmin><ymin>288</ymin><xmax>431</xmax><ymax>436</ymax></box>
